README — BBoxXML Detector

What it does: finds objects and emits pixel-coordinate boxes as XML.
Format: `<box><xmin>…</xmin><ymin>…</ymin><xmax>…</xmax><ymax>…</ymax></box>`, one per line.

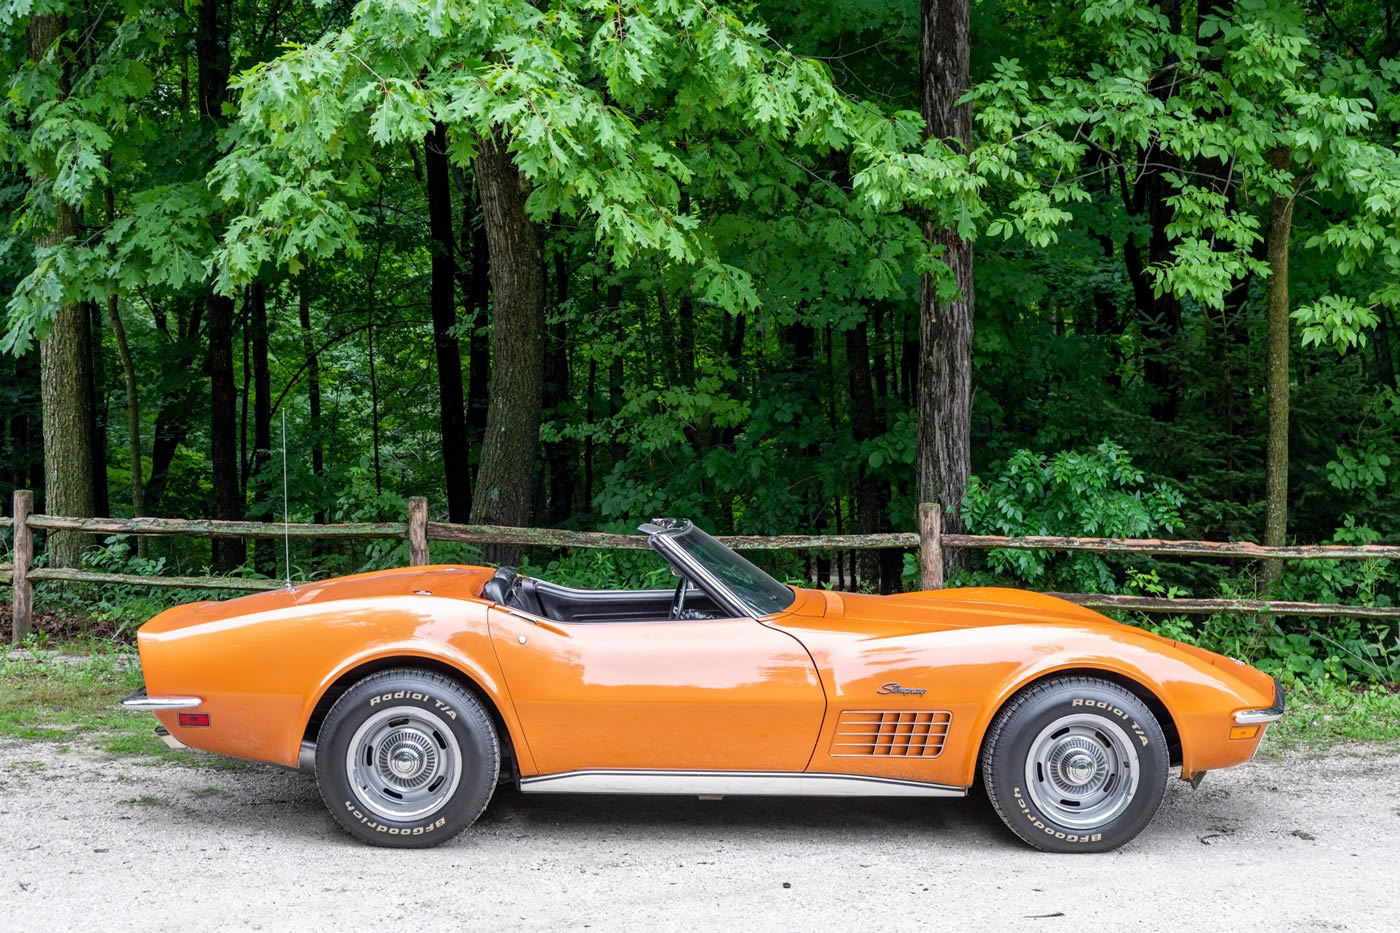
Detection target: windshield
<box><xmin>670</xmin><ymin>524</ymin><xmax>796</xmax><ymax>616</ymax></box>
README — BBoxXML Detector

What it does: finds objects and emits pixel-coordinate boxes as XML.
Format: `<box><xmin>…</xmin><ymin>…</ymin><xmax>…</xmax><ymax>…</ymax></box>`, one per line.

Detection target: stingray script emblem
<box><xmin>877</xmin><ymin>682</ymin><xmax>927</xmax><ymax>696</ymax></box>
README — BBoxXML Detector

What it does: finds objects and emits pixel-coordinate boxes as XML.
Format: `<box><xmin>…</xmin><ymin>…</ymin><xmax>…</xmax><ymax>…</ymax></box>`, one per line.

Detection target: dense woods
<box><xmin>3</xmin><ymin>0</ymin><xmax>1400</xmax><ymax>674</ymax></box>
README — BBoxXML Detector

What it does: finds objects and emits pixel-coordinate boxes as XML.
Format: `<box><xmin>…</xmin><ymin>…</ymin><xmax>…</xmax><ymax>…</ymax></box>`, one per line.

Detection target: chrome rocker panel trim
<box><xmin>519</xmin><ymin>769</ymin><xmax>968</xmax><ymax>798</ymax></box>
<box><xmin>121</xmin><ymin>688</ymin><xmax>202</xmax><ymax>711</ymax></box>
<box><xmin>1234</xmin><ymin>678</ymin><xmax>1286</xmax><ymax>724</ymax></box>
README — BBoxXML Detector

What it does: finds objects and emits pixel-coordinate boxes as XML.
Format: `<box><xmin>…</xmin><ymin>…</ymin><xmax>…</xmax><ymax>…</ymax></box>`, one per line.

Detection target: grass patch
<box><xmin>0</xmin><ymin>643</ymin><xmax>257</xmax><ymax>770</ymax></box>
<box><xmin>1261</xmin><ymin>680</ymin><xmax>1400</xmax><ymax>755</ymax></box>
<box><xmin>120</xmin><ymin>794</ymin><xmax>167</xmax><ymax>807</ymax></box>
<box><xmin>0</xmin><ymin>645</ymin><xmax>173</xmax><ymax>761</ymax></box>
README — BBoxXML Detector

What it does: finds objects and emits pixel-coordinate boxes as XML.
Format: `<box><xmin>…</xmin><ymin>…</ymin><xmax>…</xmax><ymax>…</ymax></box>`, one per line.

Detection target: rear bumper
<box><xmin>121</xmin><ymin>686</ymin><xmax>203</xmax><ymax>711</ymax></box>
<box><xmin>1234</xmin><ymin>678</ymin><xmax>1285</xmax><ymax>724</ymax></box>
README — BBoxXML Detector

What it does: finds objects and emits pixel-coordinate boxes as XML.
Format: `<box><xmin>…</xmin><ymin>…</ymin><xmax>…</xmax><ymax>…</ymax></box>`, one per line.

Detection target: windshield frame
<box><xmin>645</xmin><ymin>521</ymin><xmax>796</xmax><ymax>618</ymax></box>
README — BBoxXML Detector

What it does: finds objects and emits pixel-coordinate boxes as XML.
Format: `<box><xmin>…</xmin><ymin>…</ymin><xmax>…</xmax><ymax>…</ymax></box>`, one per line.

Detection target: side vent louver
<box><xmin>830</xmin><ymin>710</ymin><xmax>952</xmax><ymax>758</ymax></box>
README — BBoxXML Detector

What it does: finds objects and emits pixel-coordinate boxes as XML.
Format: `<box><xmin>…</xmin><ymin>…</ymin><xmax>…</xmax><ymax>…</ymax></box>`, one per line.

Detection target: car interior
<box><xmin>479</xmin><ymin>566</ymin><xmax>723</xmax><ymax>622</ymax></box>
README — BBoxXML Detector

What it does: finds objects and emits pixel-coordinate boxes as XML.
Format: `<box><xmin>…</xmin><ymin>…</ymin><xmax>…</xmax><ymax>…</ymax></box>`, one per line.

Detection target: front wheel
<box><xmin>981</xmin><ymin>676</ymin><xmax>1168</xmax><ymax>853</ymax></box>
<box><xmin>315</xmin><ymin>669</ymin><xmax>499</xmax><ymax>847</ymax></box>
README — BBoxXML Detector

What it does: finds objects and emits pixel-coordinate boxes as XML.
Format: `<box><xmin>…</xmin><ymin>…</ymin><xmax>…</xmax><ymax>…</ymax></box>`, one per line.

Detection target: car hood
<box><xmin>782</xmin><ymin>585</ymin><xmax>1267</xmax><ymax>685</ymax></box>
<box><xmin>795</xmin><ymin>586</ymin><xmax>1122</xmax><ymax>632</ymax></box>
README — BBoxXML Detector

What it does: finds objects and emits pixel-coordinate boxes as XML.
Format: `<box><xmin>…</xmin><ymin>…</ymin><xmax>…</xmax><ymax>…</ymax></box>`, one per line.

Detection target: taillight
<box><xmin>178</xmin><ymin>712</ymin><xmax>211</xmax><ymax>727</ymax></box>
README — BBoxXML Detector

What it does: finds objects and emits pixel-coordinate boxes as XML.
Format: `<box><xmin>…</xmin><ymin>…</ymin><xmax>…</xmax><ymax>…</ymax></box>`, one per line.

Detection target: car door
<box><xmin>488</xmin><ymin>607</ymin><xmax>825</xmax><ymax>775</ymax></box>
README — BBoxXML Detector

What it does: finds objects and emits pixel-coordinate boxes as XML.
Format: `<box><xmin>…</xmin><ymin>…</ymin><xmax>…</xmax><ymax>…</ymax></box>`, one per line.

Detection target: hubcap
<box><xmin>346</xmin><ymin>706</ymin><xmax>462</xmax><ymax>822</ymax></box>
<box><xmin>1061</xmin><ymin>750</ymin><xmax>1098</xmax><ymax>786</ymax></box>
<box><xmin>1025</xmin><ymin>713</ymin><xmax>1140</xmax><ymax>830</ymax></box>
<box><xmin>380</xmin><ymin>730</ymin><xmax>435</xmax><ymax>784</ymax></box>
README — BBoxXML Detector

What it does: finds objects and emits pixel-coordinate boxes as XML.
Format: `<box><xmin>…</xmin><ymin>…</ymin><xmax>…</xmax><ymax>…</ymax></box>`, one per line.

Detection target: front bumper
<box><xmin>121</xmin><ymin>686</ymin><xmax>203</xmax><ymax>711</ymax></box>
<box><xmin>1234</xmin><ymin>678</ymin><xmax>1286</xmax><ymax>724</ymax></box>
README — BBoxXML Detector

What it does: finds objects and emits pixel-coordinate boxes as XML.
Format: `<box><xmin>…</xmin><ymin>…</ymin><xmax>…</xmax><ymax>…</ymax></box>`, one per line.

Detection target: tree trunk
<box><xmin>607</xmin><ymin>283</ymin><xmax>627</xmax><ymax>468</ymax></box>
<box><xmin>107</xmin><ymin>299</ymin><xmax>142</xmax><ymax>512</ymax></box>
<box><xmin>545</xmin><ymin>239</ymin><xmax>575</xmax><ymax>523</ymax></box>
<box><xmin>197</xmin><ymin>0</ymin><xmax>242</xmax><ymax>570</ymax></box>
<box><xmin>249</xmin><ymin>281</ymin><xmax>274</xmax><ymax>574</ymax></box>
<box><xmin>847</xmin><ymin>320</ymin><xmax>894</xmax><ymax>592</ymax></box>
<box><xmin>784</xmin><ymin>321</ymin><xmax>828</xmax><ymax>582</ymax></box>
<box><xmin>88</xmin><ymin>301</ymin><xmax>110</xmax><ymax>518</ymax></box>
<box><xmin>104</xmin><ymin>181</ymin><xmax>144</xmax><ymax>523</ymax></box>
<box><xmin>30</xmin><ymin>12</ymin><xmax>97</xmax><ymax>567</ymax></box>
<box><xmin>1374</xmin><ymin>308</ymin><xmax>1396</xmax><ymax>387</ymax></box>
<box><xmin>677</xmin><ymin>295</ymin><xmax>696</xmax><ymax>386</ymax></box>
<box><xmin>584</xmin><ymin>355</ymin><xmax>596</xmax><ymax>507</ymax></box>
<box><xmin>1122</xmin><ymin>0</ymin><xmax>1185</xmax><ymax>422</ymax></box>
<box><xmin>144</xmin><ymin>301</ymin><xmax>203</xmax><ymax>515</ymax></box>
<box><xmin>297</xmin><ymin>271</ymin><xmax>325</xmax><ymax>528</ymax></box>
<box><xmin>461</xmin><ymin>177</ymin><xmax>491</xmax><ymax>479</ymax></box>
<box><xmin>38</xmin><ymin>273</ymin><xmax>97</xmax><ymax>567</ymax></box>
<box><xmin>239</xmin><ymin>296</ymin><xmax>250</xmax><ymax>499</ymax></box>
<box><xmin>655</xmin><ymin>279</ymin><xmax>679</xmax><ymax>387</ymax></box>
<box><xmin>426</xmin><ymin>123</ymin><xmax>472</xmax><ymax>522</ymax></box>
<box><xmin>364</xmin><ymin>187</ymin><xmax>387</xmax><ymax>499</ymax></box>
<box><xmin>870</xmin><ymin>303</ymin><xmax>902</xmax><ymax>588</ymax></box>
<box><xmin>1139</xmin><ymin>186</ymin><xmax>1184</xmax><ymax>421</ymax></box>
<box><xmin>469</xmin><ymin>131</ymin><xmax>545</xmax><ymax>561</ymax></box>
<box><xmin>872</xmin><ymin>302</ymin><xmax>890</xmax><ymax>403</ymax></box>
<box><xmin>367</xmin><ymin>294</ymin><xmax>383</xmax><ymax>498</ymax></box>
<box><xmin>918</xmin><ymin>0</ymin><xmax>975</xmax><ymax>574</ymax></box>
<box><xmin>194</xmin><ymin>0</ymin><xmax>229</xmax><ymax>122</ymax></box>
<box><xmin>207</xmin><ymin>292</ymin><xmax>243</xmax><ymax>570</ymax></box>
<box><xmin>900</xmin><ymin>304</ymin><xmax>918</xmax><ymax>407</ymax></box>
<box><xmin>1263</xmin><ymin>147</ymin><xmax>1295</xmax><ymax>588</ymax></box>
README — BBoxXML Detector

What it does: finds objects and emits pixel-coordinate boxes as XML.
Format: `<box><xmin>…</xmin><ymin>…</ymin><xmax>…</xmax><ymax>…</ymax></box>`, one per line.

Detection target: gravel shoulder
<box><xmin>1</xmin><ymin>739</ymin><xmax>1396</xmax><ymax>931</ymax></box>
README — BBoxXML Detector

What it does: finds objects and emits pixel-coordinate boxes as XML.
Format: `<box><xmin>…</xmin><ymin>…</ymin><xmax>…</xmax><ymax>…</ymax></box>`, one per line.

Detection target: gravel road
<box><xmin>1</xmin><ymin>739</ymin><xmax>1395</xmax><ymax>932</ymax></box>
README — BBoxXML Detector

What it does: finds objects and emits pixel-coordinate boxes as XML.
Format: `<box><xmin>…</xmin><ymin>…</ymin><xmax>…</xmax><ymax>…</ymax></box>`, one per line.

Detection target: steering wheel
<box><xmin>503</xmin><ymin>573</ymin><xmax>525</xmax><ymax>610</ymax></box>
<box><xmin>670</xmin><ymin>575</ymin><xmax>691</xmax><ymax>620</ymax></box>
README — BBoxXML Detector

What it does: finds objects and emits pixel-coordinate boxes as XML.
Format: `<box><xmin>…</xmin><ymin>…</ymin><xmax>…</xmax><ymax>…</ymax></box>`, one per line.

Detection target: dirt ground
<box><xmin>0</xmin><ymin>740</ymin><xmax>1396</xmax><ymax>932</ymax></box>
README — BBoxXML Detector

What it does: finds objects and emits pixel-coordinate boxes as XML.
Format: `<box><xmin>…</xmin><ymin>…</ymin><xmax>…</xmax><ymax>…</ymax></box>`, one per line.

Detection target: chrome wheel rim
<box><xmin>1024</xmin><ymin>713</ymin><xmax>1140</xmax><ymax>830</ymax></box>
<box><xmin>346</xmin><ymin>706</ymin><xmax>462</xmax><ymax>822</ymax></box>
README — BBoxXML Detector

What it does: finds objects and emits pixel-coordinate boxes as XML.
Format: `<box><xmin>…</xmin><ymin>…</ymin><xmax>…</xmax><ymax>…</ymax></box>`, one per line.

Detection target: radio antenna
<box><xmin>282</xmin><ymin>407</ymin><xmax>293</xmax><ymax>591</ymax></box>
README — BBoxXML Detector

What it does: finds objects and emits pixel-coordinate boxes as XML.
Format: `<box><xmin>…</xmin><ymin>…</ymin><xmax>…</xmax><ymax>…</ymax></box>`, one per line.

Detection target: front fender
<box><xmin>963</xmin><ymin>627</ymin><xmax>1278</xmax><ymax>783</ymax></box>
<box><xmin>788</xmin><ymin>617</ymin><xmax>1277</xmax><ymax>787</ymax></box>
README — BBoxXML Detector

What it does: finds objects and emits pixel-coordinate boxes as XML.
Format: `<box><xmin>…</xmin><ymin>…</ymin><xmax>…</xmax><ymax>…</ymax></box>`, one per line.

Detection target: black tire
<box><xmin>315</xmin><ymin>668</ymin><xmax>499</xmax><ymax>848</ymax></box>
<box><xmin>981</xmin><ymin>676</ymin><xmax>1169</xmax><ymax>853</ymax></box>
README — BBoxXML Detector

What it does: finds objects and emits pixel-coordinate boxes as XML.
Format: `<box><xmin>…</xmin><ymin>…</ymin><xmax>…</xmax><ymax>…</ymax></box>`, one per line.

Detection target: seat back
<box><xmin>480</xmin><ymin>566</ymin><xmax>519</xmax><ymax>605</ymax></box>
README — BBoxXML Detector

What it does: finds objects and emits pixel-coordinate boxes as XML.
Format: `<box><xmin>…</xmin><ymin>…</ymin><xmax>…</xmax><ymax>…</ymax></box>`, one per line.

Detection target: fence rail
<box><xmin>4</xmin><ymin>490</ymin><xmax>1399</xmax><ymax>643</ymax></box>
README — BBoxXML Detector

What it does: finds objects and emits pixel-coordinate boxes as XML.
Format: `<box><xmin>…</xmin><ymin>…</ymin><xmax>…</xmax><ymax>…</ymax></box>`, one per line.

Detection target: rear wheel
<box><xmin>981</xmin><ymin>676</ymin><xmax>1168</xmax><ymax>853</ymax></box>
<box><xmin>315</xmin><ymin>668</ymin><xmax>499</xmax><ymax>847</ymax></box>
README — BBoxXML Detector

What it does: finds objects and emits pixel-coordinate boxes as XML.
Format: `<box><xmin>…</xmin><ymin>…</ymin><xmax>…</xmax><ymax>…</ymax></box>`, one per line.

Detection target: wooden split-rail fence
<box><xmin>2</xmin><ymin>491</ymin><xmax>1398</xmax><ymax>643</ymax></box>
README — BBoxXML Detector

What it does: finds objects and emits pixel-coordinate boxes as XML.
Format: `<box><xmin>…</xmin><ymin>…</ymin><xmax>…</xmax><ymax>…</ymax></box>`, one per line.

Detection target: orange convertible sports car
<box><xmin>123</xmin><ymin>518</ymin><xmax>1283</xmax><ymax>852</ymax></box>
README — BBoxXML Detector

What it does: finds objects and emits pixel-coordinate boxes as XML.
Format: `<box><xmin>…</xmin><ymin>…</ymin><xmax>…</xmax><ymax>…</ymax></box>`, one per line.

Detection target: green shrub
<box><xmin>958</xmin><ymin>440</ymin><xmax>1184</xmax><ymax>593</ymax></box>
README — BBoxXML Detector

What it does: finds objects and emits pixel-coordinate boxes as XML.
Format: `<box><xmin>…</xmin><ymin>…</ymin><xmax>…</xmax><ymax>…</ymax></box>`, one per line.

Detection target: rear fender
<box><xmin>138</xmin><ymin>594</ymin><xmax>534</xmax><ymax>772</ymax></box>
<box><xmin>298</xmin><ymin>643</ymin><xmax>537</xmax><ymax>776</ymax></box>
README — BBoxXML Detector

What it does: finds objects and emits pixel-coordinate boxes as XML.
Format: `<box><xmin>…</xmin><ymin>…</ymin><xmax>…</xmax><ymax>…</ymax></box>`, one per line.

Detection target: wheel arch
<box><xmin>302</xmin><ymin>654</ymin><xmax>526</xmax><ymax>782</ymax></box>
<box><xmin>975</xmin><ymin>666</ymin><xmax>1183</xmax><ymax>774</ymax></box>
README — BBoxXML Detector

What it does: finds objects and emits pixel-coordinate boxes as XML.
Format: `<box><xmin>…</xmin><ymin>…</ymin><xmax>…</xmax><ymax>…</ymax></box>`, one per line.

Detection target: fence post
<box><xmin>12</xmin><ymin>489</ymin><xmax>33</xmax><ymax>643</ymax></box>
<box><xmin>407</xmin><ymin>497</ymin><xmax>429</xmax><ymax>566</ymax></box>
<box><xmin>918</xmin><ymin>501</ymin><xmax>943</xmax><ymax>591</ymax></box>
